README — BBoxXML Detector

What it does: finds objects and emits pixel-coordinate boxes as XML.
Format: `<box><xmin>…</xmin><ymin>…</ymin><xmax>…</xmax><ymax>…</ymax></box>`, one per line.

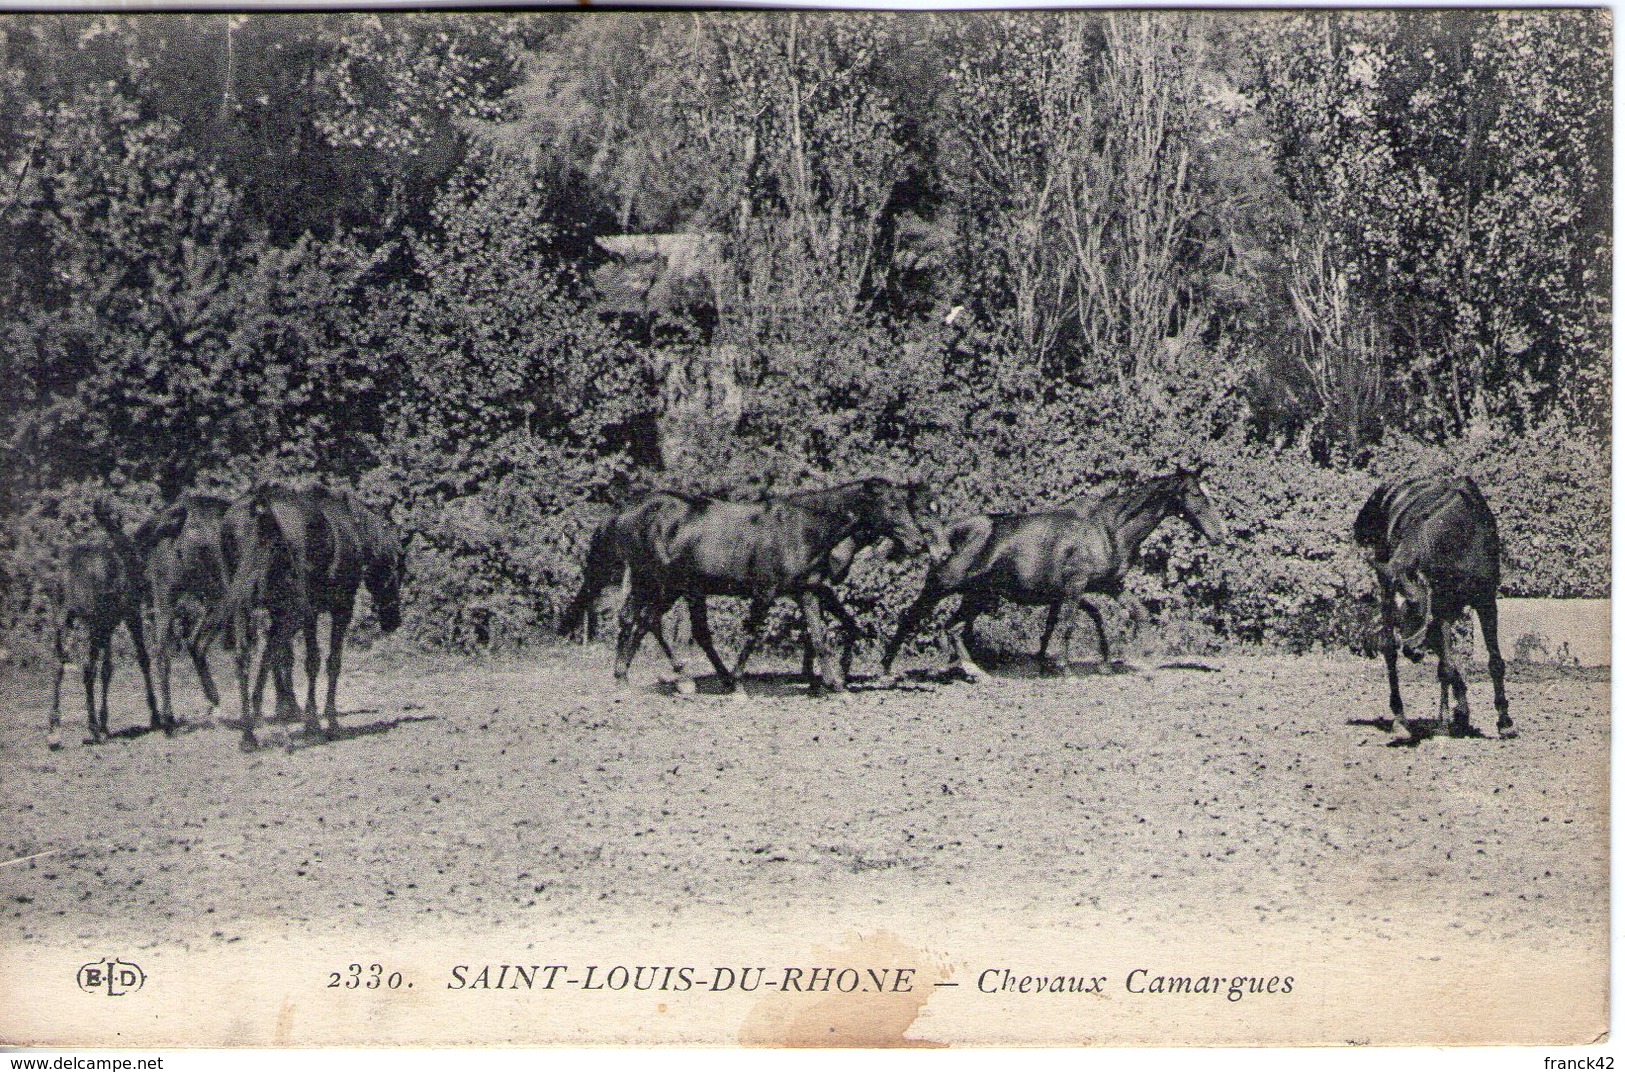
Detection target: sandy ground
<box><xmin>0</xmin><ymin>640</ymin><xmax>1609</xmax><ymax>1045</ymax></box>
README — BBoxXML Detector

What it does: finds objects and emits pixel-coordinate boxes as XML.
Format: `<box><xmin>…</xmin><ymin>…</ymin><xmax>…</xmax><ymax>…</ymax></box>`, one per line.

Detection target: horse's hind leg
<box><xmin>1475</xmin><ymin>598</ymin><xmax>1514</xmax><ymax>738</ymax></box>
<box><xmin>95</xmin><ymin>630</ymin><xmax>113</xmax><ymax>741</ymax></box>
<box><xmin>187</xmin><ymin>637</ymin><xmax>221</xmax><ymax>717</ymax></box>
<box><xmin>126</xmin><ymin>611</ymin><xmax>162</xmax><ymax>731</ymax></box>
<box><xmin>271</xmin><ymin>642</ymin><xmax>300</xmax><ymax>723</ymax></box>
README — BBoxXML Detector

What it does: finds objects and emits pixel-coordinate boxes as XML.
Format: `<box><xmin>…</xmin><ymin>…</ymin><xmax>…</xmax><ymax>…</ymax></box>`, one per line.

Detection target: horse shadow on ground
<box><xmin>204</xmin><ymin>709</ymin><xmax>440</xmax><ymax>751</ymax></box>
<box><xmin>1345</xmin><ymin>715</ymin><xmax>1491</xmax><ymax>747</ymax></box>
<box><xmin>84</xmin><ymin>723</ymin><xmax>167</xmax><ymax>744</ymax></box>
<box><xmin>659</xmin><ymin>672</ymin><xmax>829</xmax><ymax>700</ymax></box>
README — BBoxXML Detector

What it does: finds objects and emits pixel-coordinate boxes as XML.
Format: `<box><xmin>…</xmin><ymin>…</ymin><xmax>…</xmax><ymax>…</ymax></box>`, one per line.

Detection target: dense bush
<box><xmin>0</xmin><ymin>13</ymin><xmax>1608</xmax><ymax>666</ymax></box>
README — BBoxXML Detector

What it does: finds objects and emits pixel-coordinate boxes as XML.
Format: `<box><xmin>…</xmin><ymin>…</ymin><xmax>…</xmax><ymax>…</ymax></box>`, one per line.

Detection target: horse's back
<box><xmin>156</xmin><ymin>495</ymin><xmax>231</xmax><ymax>599</ymax></box>
<box><xmin>61</xmin><ymin>541</ymin><xmax>128</xmax><ymax>619</ymax></box>
<box><xmin>939</xmin><ymin>508</ymin><xmax>1111</xmax><ymax>599</ymax></box>
<box><xmin>1357</xmin><ymin>472</ymin><xmax>1498</xmax><ymax>588</ymax></box>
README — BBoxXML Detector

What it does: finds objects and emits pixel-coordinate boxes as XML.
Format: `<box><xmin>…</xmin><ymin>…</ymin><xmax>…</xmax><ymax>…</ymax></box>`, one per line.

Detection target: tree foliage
<box><xmin>0</xmin><ymin>11</ymin><xmax>1609</xmax><ymax>654</ymax></box>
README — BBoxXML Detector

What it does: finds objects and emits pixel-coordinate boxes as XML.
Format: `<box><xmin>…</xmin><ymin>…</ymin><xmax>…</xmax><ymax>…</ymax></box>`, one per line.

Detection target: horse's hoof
<box><xmin>46</xmin><ymin>733</ymin><xmax>62</xmax><ymax>751</ymax></box>
<box><xmin>1448</xmin><ymin>719</ymin><xmax>1474</xmax><ymax>739</ymax></box>
<box><xmin>1499</xmin><ymin>725</ymin><xmax>1519</xmax><ymax>740</ymax></box>
<box><xmin>675</xmin><ymin>678</ymin><xmax>697</xmax><ymax>696</ymax></box>
<box><xmin>239</xmin><ymin>735</ymin><xmax>259</xmax><ymax>753</ymax></box>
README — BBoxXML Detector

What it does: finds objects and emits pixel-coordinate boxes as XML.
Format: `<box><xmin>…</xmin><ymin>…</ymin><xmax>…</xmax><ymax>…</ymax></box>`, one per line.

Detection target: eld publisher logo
<box><xmin>77</xmin><ymin>959</ymin><xmax>145</xmax><ymax>996</ymax></box>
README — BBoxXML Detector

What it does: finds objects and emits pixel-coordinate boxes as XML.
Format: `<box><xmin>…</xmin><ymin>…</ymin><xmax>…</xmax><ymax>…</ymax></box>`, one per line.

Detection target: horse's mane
<box><xmin>1096</xmin><ymin>471</ymin><xmax>1189</xmax><ymax>526</ymax></box>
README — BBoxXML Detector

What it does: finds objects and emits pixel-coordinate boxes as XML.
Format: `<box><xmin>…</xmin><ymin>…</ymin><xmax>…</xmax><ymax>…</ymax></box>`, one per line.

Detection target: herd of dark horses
<box><xmin>48</xmin><ymin>483</ymin><xmax>405</xmax><ymax>752</ymax></box>
<box><xmin>45</xmin><ymin>467</ymin><xmax>1514</xmax><ymax>752</ymax></box>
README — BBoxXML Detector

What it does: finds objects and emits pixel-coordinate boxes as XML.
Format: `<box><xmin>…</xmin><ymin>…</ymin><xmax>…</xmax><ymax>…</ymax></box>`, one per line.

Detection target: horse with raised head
<box><xmin>1353</xmin><ymin>471</ymin><xmax>1513</xmax><ymax>741</ymax></box>
<box><xmin>209</xmin><ymin>482</ymin><xmax>406</xmax><ymax>750</ymax></box>
<box><xmin>47</xmin><ymin>501</ymin><xmax>161</xmax><ymax>747</ymax></box>
<box><xmin>611</xmin><ymin>477</ymin><xmax>947</xmax><ymax>696</ymax></box>
<box><xmin>880</xmin><ymin>469</ymin><xmax>1226</xmax><ymax>682</ymax></box>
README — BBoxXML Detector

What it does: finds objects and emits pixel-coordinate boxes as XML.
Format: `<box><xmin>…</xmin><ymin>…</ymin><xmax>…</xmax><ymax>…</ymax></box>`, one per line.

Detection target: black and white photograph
<box><xmin>0</xmin><ymin>8</ymin><xmax>1610</xmax><ymax>1049</ymax></box>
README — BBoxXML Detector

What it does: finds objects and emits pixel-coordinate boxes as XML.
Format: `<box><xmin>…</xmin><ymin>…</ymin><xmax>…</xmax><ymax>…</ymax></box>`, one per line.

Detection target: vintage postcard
<box><xmin>0</xmin><ymin>7</ymin><xmax>1610</xmax><ymax>1050</ymax></box>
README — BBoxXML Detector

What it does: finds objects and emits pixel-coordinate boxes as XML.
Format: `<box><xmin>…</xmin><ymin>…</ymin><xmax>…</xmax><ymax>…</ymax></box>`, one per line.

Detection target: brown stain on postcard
<box><xmin>737</xmin><ymin>931</ymin><xmax>947</xmax><ymax>1048</ymax></box>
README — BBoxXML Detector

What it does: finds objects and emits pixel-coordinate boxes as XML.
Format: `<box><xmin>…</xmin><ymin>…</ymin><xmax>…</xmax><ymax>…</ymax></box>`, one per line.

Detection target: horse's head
<box><xmin>855</xmin><ymin>478</ymin><xmax>945</xmax><ymax>561</ymax></box>
<box><xmin>905</xmin><ymin>482</ymin><xmax>952</xmax><ymax>562</ymax></box>
<box><xmin>1391</xmin><ymin>566</ymin><xmax>1432</xmax><ymax>661</ymax></box>
<box><xmin>1173</xmin><ymin>467</ymin><xmax>1228</xmax><ymax>544</ymax></box>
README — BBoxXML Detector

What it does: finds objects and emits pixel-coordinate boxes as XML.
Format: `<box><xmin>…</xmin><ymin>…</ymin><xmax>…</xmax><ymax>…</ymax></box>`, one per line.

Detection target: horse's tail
<box><xmin>200</xmin><ymin>487</ymin><xmax>295</xmax><ymax>643</ymax></box>
<box><xmin>560</xmin><ymin>519</ymin><xmax>625</xmax><ymax>641</ymax></box>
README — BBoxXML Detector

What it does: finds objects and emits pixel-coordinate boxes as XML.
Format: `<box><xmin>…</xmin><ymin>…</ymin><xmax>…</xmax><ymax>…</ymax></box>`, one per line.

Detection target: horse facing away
<box><xmin>880</xmin><ymin>469</ymin><xmax>1226</xmax><ymax>682</ymax></box>
<box><xmin>209</xmin><ymin>482</ymin><xmax>406</xmax><ymax>750</ymax></box>
<box><xmin>47</xmin><ymin>502</ymin><xmax>162</xmax><ymax>747</ymax></box>
<box><xmin>139</xmin><ymin>494</ymin><xmax>232</xmax><ymax>731</ymax></box>
<box><xmin>612</xmin><ymin>478</ymin><xmax>947</xmax><ymax>697</ymax></box>
<box><xmin>1353</xmin><ymin>471</ymin><xmax>1513</xmax><ymax>742</ymax></box>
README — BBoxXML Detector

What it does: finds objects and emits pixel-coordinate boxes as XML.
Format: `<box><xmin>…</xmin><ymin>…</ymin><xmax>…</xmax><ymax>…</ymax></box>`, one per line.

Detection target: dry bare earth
<box><xmin>0</xmin><ymin>641</ymin><xmax>1607</xmax><ymax>1043</ymax></box>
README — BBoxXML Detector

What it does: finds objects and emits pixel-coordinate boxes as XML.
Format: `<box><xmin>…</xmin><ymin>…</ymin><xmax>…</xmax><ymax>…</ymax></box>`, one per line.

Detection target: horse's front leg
<box><xmin>1475</xmin><ymin>597</ymin><xmax>1515</xmax><ymax>738</ymax></box>
<box><xmin>880</xmin><ymin>583</ymin><xmax>944</xmax><ymax>684</ymax></box>
<box><xmin>153</xmin><ymin>596</ymin><xmax>178</xmax><ymax>731</ymax></box>
<box><xmin>1376</xmin><ymin>576</ymin><xmax>1403</xmax><ymax>733</ymax></box>
<box><xmin>1037</xmin><ymin>602</ymin><xmax>1061</xmax><ymax>669</ymax></box>
<box><xmin>813</xmin><ymin>585</ymin><xmax>862</xmax><ymax>682</ymax></box>
<box><xmin>729</xmin><ymin>593</ymin><xmax>776</xmax><ymax>699</ymax></box>
<box><xmin>232</xmin><ymin>611</ymin><xmax>256</xmax><ymax>745</ymax></box>
<box><xmin>945</xmin><ymin>591</ymin><xmax>995</xmax><ymax>682</ymax></box>
<box><xmin>798</xmin><ymin>589</ymin><xmax>842</xmax><ymax>696</ymax></box>
<box><xmin>1078</xmin><ymin>598</ymin><xmax>1119</xmax><ymax>672</ymax></box>
<box><xmin>1437</xmin><ymin>613</ymin><xmax>1472</xmax><ymax>738</ymax></box>
<box><xmin>1049</xmin><ymin>596</ymin><xmax>1088</xmax><ymax>678</ymax></box>
<box><xmin>48</xmin><ymin>623</ymin><xmax>68</xmax><ymax>749</ymax></box>
<box><xmin>640</xmin><ymin>592</ymin><xmax>686</xmax><ymax>691</ymax></box>
<box><xmin>321</xmin><ymin>606</ymin><xmax>352</xmax><ymax>737</ymax></box>
<box><xmin>686</xmin><ymin>596</ymin><xmax>736</xmax><ymax>690</ymax></box>
<box><xmin>83</xmin><ymin>634</ymin><xmax>105</xmax><ymax>744</ymax></box>
<box><xmin>613</xmin><ymin>585</ymin><xmax>652</xmax><ymax>684</ymax></box>
<box><xmin>301</xmin><ymin>614</ymin><xmax>322</xmax><ymax>735</ymax></box>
